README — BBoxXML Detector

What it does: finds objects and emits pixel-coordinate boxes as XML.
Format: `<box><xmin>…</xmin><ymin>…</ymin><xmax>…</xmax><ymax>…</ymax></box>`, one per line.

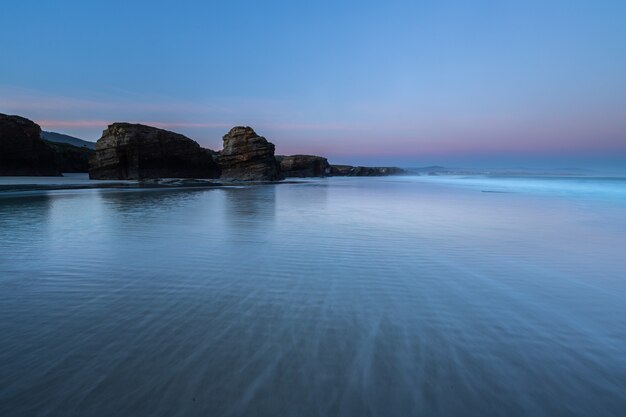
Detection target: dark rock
<box><xmin>329</xmin><ymin>165</ymin><xmax>354</xmax><ymax>176</ymax></box>
<box><xmin>45</xmin><ymin>140</ymin><xmax>94</xmax><ymax>173</ymax></box>
<box><xmin>218</xmin><ymin>126</ymin><xmax>282</xmax><ymax>181</ymax></box>
<box><xmin>0</xmin><ymin>113</ymin><xmax>60</xmax><ymax>176</ymax></box>
<box><xmin>89</xmin><ymin>123</ymin><xmax>220</xmax><ymax>180</ymax></box>
<box><xmin>351</xmin><ymin>166</ymin><xmax>405</xmax><ymax>176</ymax></box>
<box><xmin>330</xmin><ymin>165</ymin><xmax>405</xmax><ymax>176</ymax></box>
<box><xmin>276</xmin><ymin>155</ymin><xmax>330</xmax><ymax>177</ymax></box>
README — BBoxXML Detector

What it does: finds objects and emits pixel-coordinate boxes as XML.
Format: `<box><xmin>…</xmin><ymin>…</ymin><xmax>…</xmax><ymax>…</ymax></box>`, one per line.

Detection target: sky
<box><xmin>1</xmin><ymin>0</ymin><xmax>625</xmax><ymax>169</ymax></box>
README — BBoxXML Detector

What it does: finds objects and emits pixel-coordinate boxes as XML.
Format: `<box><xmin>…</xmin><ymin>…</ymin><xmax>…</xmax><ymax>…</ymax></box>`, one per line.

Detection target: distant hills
<box><xmin>41</xmin><ymin>131</ymin><xmax>95</xmax><ymax>150</ymax></box>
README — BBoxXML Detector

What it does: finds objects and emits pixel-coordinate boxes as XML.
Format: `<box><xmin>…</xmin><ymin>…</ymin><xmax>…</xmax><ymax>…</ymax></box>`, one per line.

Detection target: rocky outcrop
<box><xmin>276</xmin><ymin>155</ymin><xmax>330</xmax><ymax>177</ymax></box>
<box><xmin>45</xmin><ymin>140</ymin><xmax>94</xmax><ymax>173</ymax></box>
<box><xmin>218</xmin><ymin>126</ymin><xmax>282</xmax><ymax>181</ymax></box>
<box><xmin>330</xmin><ymin>165</ymin><xmax>405</xmax><ymax>176</ymax></box>
<box><xmin>0</xmin><ymin>113</ymin><xmax>60</xmax><ymax>176</ymax></box>
<box><xmin>329</xmin><ymin>165</ymin><xmax>353</xmax><ymax>176</ymax></box>
<box><xmin>89</xmin><ymin>123</ymin><xmax>220</xmax><ymax>180</ymax></box>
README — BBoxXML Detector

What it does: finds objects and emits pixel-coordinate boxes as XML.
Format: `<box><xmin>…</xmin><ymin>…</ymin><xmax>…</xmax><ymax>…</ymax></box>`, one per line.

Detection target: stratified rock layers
<box><xmin>218</xmin><ymin>127</ymin><xmax>282</xmax><ymax>181</ymax></box>
<box><xmin>89</xmin><ymin>123</ymin><xmax>219</xmax><ymax>180</ymax></box>
<box><xmin>330</xmin><ymin>165</ymin><xmax>405</xmax><ymax>176</ymax></box>
<box><xmin>0</xmin><ymin>113</ymin><xmax>60</xmax><ymax>176</ymax></box>
<box><xmin>277</xmin><ymin>155</ymin><xmax>330</xmax><ymax>177</ymax></box>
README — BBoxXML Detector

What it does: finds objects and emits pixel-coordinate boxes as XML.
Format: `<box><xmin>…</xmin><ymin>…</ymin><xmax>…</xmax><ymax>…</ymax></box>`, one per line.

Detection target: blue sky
<box><xmin>1</xmin><ymin>0</ymin><xmax>625</xmax><ymax>168</ymax></box>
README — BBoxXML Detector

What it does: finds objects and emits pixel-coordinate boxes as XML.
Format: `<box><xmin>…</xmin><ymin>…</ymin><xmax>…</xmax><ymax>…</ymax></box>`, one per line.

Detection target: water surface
<box><xmin>1</xmin><ymin>175</ymin><xmax>625</xmax><ymax>416</ymax></box>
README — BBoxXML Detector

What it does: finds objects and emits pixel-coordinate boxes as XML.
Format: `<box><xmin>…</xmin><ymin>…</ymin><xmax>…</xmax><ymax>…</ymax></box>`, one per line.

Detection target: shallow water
<box><xmin>1</xmin><ymin>175</ymin><xmax>625</xmax><ymax>416</ymax></box>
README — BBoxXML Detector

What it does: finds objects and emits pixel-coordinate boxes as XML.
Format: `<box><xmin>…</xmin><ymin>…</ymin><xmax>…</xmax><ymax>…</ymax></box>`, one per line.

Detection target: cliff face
<box><xmin>89</xmin><ymin>123</ymin><xmax>220</xmax><ymax>180</ymax></box>
<box><xmin>330</xmin><ymin>165</ymin><xmax>405</xmax><ymax>176</ymax></box>
<box><xmin>0</xmin><ymin>114</ymin><xmax>60</xmax><ymax>176</ymax></box>
<box><xmin>1</xmin><ymin>113</ymin><xmax>404</xmax><ymax>180</ymax></box>
<box><xmin>218</xmin><ymin>127</ymin><xmax>282</xmax><ymax>181</ymax></box>
<box><xmin>276</xmin><ymin>155</ymin><xmax>330</xmax><ymax>177</ymax></box>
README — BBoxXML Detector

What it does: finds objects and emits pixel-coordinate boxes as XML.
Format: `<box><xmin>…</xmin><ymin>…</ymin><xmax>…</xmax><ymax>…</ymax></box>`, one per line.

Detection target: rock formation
<box><xmin>330</xmin><ymin>165</ymin><xmax>405</xmax><ymax>176</ymax></box>
<box><xmin>89</xmin><ymin>123</ymin><xmax>220</xmax><ymax>180</ymax></box>
<box><xmin>218</xmin><ymin>126</ymin><xmax>282</xmax><ymax>181</ymax></box>
<box><xmin>0</xmin><ymin>113</ymin><xmax>60</xmax><ymax>176</ymax></box>
<box><xmin>45</xmin><ymin>140</ymin><xmax>94</xmax><ymax>173</ymax></box>
<box><xmin>0</xmin><ymin>113</ymin><xmax>404</xmax><ymax>180</ymax></box>
<box><xmin>329</xmin><ymin>165</ymin><xmax>354</xmax><ymax>176</ymax></box>
<box><xmin>276</xmin><ymin>155</ymin><xmax>330</xmax><ymax>177</ymax></box>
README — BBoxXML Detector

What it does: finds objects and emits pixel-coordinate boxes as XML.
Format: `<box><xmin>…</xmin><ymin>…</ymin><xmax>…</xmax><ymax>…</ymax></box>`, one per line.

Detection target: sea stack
<box><xmin>277</xmin><ymin>155</ymin><xmax>331</xmax><ymax>177</ymax></box>
<box><xmin>218</xmin><ymin>126</ymin><xmax>282</xmax><ymax>181</ymax></box>
<box><xmin>0</xmin><ymin>114</ymin><xmax>61</xmax><ymax>176</ymax></box>
<box><xmin>88</xmin><ymin>123</ymin><xmax>220</xmax><ymax>180</ymax></box>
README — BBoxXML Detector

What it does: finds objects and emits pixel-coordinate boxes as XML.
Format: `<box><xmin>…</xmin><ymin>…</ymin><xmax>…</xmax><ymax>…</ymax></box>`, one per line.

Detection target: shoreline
<box><xmin>0</xmin><ymin>175</ymin><xmax>391</xmax><ymax>197</ymax></box>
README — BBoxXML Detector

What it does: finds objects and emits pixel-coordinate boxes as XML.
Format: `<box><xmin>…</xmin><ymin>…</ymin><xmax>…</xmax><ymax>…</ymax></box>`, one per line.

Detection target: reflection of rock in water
<box><xmin>95</xmin><ymin>188</ymin><xmax>225</xmax><ymax>239</ymax></box>
<box><xmin>0</xmin><ymin>194</ymin><xmax>53</xmax><ymax>232</ymax></box>
<box><xmin>222</xmin><ymin>186</ymin><xmax>277</xmax><ymax>226</ymax></box>
<box><xmin>96</xmin><ymin>188</ymin><xmax>221</xmax><ymax>233</ymax></box>
<box><xmin>281</xmin><ymin>181</ymin><xmax>329</xmax><ymax>211</ymax></box>
<box><xmin>97</xmin><ymin>188</ymin><xmax>207</xmax><ymax>213</ymax></box>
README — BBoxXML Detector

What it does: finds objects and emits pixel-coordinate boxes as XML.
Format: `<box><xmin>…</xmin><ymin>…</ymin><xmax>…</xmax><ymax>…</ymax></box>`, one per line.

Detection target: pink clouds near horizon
<box><xmin>2</xmin><ymin>86</ymin><xmax>625</xmax><ymax>164</ymax></box>
<box><xmin>36</xmin><ymin>120</ymin><xmax>232</xmax><ymax>130</ymax></box>
<box><xmin>31</xmin><ymin>117</ymin><xmax>626</xmax><ymax>160</ymax></box>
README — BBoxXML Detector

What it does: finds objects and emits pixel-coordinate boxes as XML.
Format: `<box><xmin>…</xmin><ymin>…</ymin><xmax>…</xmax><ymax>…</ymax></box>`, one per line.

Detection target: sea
<box><xmin>1</xmin><ymin>173</ymin><xmax>625</xmax><ymax>416</ymax></box>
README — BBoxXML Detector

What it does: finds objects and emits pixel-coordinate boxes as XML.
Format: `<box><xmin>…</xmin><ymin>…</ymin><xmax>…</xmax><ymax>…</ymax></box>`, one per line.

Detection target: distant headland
<box><xmin>0</xmin><ymin>113</ymin><xmax>405</xmax><ymax>181</ymax></box>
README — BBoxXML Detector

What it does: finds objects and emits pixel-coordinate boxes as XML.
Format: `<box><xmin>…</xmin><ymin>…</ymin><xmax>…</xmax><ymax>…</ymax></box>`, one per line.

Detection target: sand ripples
<box><xmin>1</xmin><ymin>177</ymin><xmax>625</xmax><ymax>416</ymax></box>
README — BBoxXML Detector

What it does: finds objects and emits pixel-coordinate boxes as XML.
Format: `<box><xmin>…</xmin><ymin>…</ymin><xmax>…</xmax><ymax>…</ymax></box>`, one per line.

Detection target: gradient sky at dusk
<box><xmin>1</xmin><ymin>0</ymin><xmax>625</xmax><ymax>168</ymax></box>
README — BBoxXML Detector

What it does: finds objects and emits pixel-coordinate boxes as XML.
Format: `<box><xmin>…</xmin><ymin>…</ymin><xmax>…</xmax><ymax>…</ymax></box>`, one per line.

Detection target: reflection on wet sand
<box><xmin>1</xmin><ymin>176</ymin><xmax>625</xmax><ymax>417</ymax></box>
<box><xmin>222</xmin><ymin>186</ymin><xmax>277</xmax><ymax>222</ymax></box>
